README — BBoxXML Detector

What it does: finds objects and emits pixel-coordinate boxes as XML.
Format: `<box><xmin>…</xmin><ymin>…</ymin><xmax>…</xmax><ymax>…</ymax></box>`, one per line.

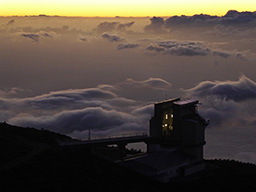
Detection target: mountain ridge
<box><xmin>0</xmin><ymin>123</ymin><xmax>255</xmax><ymax>191</ymax></box>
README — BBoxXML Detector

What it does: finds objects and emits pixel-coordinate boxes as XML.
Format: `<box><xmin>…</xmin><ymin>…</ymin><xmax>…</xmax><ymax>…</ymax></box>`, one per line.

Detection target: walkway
<box><xmin>59</xmin><ymin>134</ymin><xmax>151</xmax><ymax>147</ymax></box>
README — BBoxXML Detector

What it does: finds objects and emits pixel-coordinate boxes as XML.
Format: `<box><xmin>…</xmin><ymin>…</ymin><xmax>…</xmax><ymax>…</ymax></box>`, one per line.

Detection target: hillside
<box><xmin>0</xmin><ymin>123</ymin><xmax>256</xmax><ymax>191</ymax></box>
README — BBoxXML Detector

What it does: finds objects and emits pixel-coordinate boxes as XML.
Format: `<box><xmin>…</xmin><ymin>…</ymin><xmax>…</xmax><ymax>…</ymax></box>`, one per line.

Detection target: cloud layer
<box><xmin>146</xmin><ymin>41</ymin><xmax>239</xmax><ymax>58</ymax></box>
<box><xmin>1</xmin><ymin>14</ymin><xmax>256</xmax><ymax>163</ymax></box>
<box><xmin>1</xmin><ymin>78</ymin><xmax>169</xmax><ymax>140</ymax></box>
<box><xmin>144</xmin><ymin>17</ymin><xmax>168</xmax><ymax>33</ymax></box>
<box><xmin>4</xmin><ymin>75</ymin><xmax>256</xmax><ymax>139</ymax></box>
<box><xmin>21</xmin><ymin>33</ymin><xmax>40</xmax><ymax>42</ymax></box>
<box><xmin>102</xmin><ymin>32</ymin><xmax>124</xmax><ymax>42</ymax></box>
<box><xmin>165</xmin><ymin>10</ymin><xmax>256</xmax><ymax>28</ymax></box>
<box><xmin>188</xmin><ymin>75</ymin><xmax>256</xmax><ymax>101</ymax></box>
<box><xmin>95</xmin><ymin>21</ymin><xmax>135</xmax><ymax>34</ymax></box>
<box><xmin>117</xmin><ymin>43</ymin><xmax>140</xmax><ymax>50</ymax></box>
<box><xmin>183</xmin><ymin>75</ymin><xmax>256</xmax><ymax>132</ymax></box>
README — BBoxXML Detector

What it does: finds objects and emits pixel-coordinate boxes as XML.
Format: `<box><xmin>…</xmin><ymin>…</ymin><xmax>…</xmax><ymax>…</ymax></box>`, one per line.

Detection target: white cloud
<box><xmin>2</xmin><ymin>79</ymin><xmax>166</xmax><ymax>139</ymax></box>
<box><xmin>188</xmin><ymin>75</ymin><xmax>256</xmax><ymax>102</ymax></box>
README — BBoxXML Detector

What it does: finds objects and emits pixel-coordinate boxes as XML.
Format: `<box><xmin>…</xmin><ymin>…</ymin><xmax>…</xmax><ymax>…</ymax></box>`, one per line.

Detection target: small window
<box><xmin>165</xmin><ymin>114</ymin><xmax>168</xmax><ymax>119</ymax></box>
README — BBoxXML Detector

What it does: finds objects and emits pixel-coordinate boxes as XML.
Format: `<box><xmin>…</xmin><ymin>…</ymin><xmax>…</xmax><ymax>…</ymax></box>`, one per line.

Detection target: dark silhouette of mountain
<box><xmin>0</xmin><ymin>122</ymin><xmax>256</xmax><ymax>191</ymax></box>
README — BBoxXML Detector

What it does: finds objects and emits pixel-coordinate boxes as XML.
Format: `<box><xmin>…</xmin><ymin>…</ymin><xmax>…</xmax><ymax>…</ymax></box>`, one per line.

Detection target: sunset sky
<box><xmin>1</xmin><ymin>0</ymin><xmax>256</xmax><ymax>17</ymax></box>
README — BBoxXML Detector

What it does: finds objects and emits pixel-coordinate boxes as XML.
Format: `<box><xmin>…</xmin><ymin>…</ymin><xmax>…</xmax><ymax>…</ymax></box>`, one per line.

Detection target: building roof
<box><xmin>155</xmin><ymin>98</ymin><xmax>180</xmax><ymax>105</ymax></box>
<box><xmin>122</xmin><ymin>149</ymin><xmax>192</xmax><ymax>173</ymax></box>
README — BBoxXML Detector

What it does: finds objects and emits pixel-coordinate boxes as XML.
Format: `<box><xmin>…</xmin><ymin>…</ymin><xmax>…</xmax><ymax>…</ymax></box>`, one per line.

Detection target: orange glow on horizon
<box><xmin>1</xmin><ymin>0</ymin><xmax>255</xmax><ymax>17</ymax></box>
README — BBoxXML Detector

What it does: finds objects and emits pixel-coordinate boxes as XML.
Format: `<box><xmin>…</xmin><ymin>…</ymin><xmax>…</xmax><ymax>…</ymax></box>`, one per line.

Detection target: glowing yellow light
<box><xmin>1</xmin><ymin>0</ymin><xmax>256</xmax><ymax>17</ymax></box>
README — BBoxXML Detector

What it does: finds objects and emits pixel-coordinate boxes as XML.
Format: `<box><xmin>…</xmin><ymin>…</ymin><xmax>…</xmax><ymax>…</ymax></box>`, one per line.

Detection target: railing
<box><xmin>58</xmin><ymin>132</ymin><xmax>149</xmax><ymax>147</ymax></box>
<box><xmin>87</xmin><ymin>132</ymin><xmax>148</xmax><ymax>141</ymax></box>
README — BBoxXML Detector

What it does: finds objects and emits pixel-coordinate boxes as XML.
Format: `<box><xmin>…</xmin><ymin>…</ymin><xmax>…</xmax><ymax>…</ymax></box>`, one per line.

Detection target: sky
<box><xmin>0</xmin><ymin>4</ymin><xmax>256</xmax><ymax>164</ymax></box>
<box><xmin>1</xmin><ymin>0</ymin><xmax>256</xmax><ymax>17</ymax></box>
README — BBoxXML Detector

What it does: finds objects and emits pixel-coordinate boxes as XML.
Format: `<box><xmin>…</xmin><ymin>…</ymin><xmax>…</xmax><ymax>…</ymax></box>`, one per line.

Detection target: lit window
<box><xmin>166</xmin><ymin>114</ymin><xmax>168</xmax><ymax>119</ymax></box>
<box><xmin>171</xmin><ymin>114</ymin><xmax>173</xmax><ymax>118</ymax></box>
<box><xmin>165</xmin><ymin>124</ymin><xmax>168</xmax><ymax>127</ymax></box>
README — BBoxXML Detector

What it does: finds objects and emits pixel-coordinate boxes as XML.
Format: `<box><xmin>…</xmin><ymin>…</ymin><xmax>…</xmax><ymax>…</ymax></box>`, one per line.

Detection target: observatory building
<box><xmin>121</xmin><ymin>98</ymin><xmax>209</xmax><ymax>182</ymax></box>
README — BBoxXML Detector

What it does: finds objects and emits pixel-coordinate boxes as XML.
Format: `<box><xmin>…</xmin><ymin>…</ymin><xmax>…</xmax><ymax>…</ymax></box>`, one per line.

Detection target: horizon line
<box><xmin>1</xmin><ymin>10</ymin><xmax>255</xmax><ymax>18</ymax></box>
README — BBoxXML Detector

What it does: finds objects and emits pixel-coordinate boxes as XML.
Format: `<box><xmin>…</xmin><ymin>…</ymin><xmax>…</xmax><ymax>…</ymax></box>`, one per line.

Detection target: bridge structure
<box><xmin>59</xmin><ymin>133</ymin><xmax>151</xmax><ymax>149</ymax></box>
<box><xmin>56</xmin><ymin>98</ymin><xmax>210</xmax><ymax>183</ymax></box>
<box><xmin>59</xmin><ymin>98</ymin><xmax>209</xmax><ymax>182</ymax></box>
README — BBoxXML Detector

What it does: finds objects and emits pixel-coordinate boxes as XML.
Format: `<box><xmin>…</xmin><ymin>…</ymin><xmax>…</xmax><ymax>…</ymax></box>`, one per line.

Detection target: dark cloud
<box><xmin>117</xmin><ymin>21</ymin><xmax>135</xmax><ymax>31</ymax></box>
<box><xmin>108</xmin><ymin>98</ymin><xmax>137</xmax><ymax>109</ymax></box>
<box><xmin>25</xmin><ymin>88</ymin><xmax>117</xmax><ymax>110</ymax></box>
<box><xmin>212</xmin><ymin>50</ymin><xmax>231</xmax><ymax>58</ymax></box>
<box><xmin>95</xmin><ymin>21</ymin><xmax>135</xmax><ymax>34</ymax></box>
<box><xmin>205</xmin><ymin>25</ymin><xmax>239</xmax><ymax>38</ymax></box>
<box><xmin>199</xmin><ymin>99</ymin><xmax>241</xmax><ymax>127</ymax></box>
<box><xmin>222</xmin><ymin>10</ymin><xmax>256</xmax><ymax>25</ymax></box>
<box><xmin>235</xmin><ymin>52</ymin><xmax>246</xmax><ymax>60</ymax></box>
<box><xmin>165</xmin><ymin>14</ymin><xmax>218</xmax><ymax>28</ymax></box>
<box><xmin>9</xmin><ymin>107</ymin><xmax>139</xmax><ymax>134</ymax></box>
<box><xmin>185</xmin><ymin>76</ymin><xmax>256</xmax><ymax>129</ymax></box>
<box><xmin>200</xmin><ymin>107</ymin><xmax>227</xmax><ymax>127</ymax></box>
<box><xmin>8</xmin><ymin>101</ymin><xmax>150</xmax><ymax>139</ymax></box>
<box><xmin>2</xmin><ymin>79</ymin><xmax>162</xmax><ymax>139</ymax></box>
<box><xmin>7</xmin><ymin>19</ymin><xmax>15</xmax><ymax>26</ymax></box>
<box><xmin>144</xmin><ymin>17</ymin><xmax>168</xmax><ymax>33</ymax></box>
<box><xmin>41</xmin><ymin>32</ymin><xmax>51</xmax><ymax>37</ymax></box>
<box><xmin>96</xmin><ymin>22</ymin><xmax>119</xmax><ymax>34</ymax></box>
<box><xmin>188</xmin><ymin>75</ymin><xmax>256</xmax><ymax>102</ymax></box>
<box><xmin>164</xmin><ymin>44</ymin><xmax>210</xmax><ymax>56</ymax></box>
<box><xmin>20</xmin><ymin>31</ymin><xmax>58</xmax><ymax>42</ymax></box>
<box><xmin>80</xmin><ymin>37</ymin><xmax>87</xmax><ymax>41</ymax></box>
<box><xmin>0</xmin><ymin>77</ymin><xmax>173</xmax><ymax>137</ymax></box>
<box><xmin>117</xmin><ymin>43</ymin><xmax>140</xmax><ymax>50</ymax></box>
<box><xmin>146</xmin><ymin>40</ymin><xmax>243</xmax><ymax>58</ymax></box>
<box><xmin>146</xmin><ymin>44</ymin><xmax>165</xmax><ymax>52</ymax></box>
<box><xmin>147</xmin><ymin>41</ymin><xmax>210</xmax><ymax>56</ymax></box>
<box><xmin>21</xmin><ymin>33</ymin><xmax>40</xmax><ymax>43</ymax></box>
<box><xmin>164</xmin><ymin>10</ymin><xmax>256</xmax><ymax>29</ymax></box>
<box><xmin>205</xmin><ymin>24</ymin><xmax>256</xmax><ymax>42</ymax></box>
<box><xmin>102</xmin><ymin>33</ymin><xmax>124</xmax><ymax>42</ymax></box>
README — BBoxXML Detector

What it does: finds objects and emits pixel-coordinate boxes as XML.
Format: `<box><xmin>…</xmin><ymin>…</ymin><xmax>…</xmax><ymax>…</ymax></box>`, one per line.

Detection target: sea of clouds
<box><xmin>1</xmin><ymin>10</ymin><xmax>256</xmax><ymax>163</ymax></box>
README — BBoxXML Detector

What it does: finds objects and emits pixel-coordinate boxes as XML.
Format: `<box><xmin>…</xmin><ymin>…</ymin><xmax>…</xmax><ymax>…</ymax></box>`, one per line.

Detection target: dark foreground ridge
<box><xmin>0</xmin><ymin>123</ymin><xmax>256</xmax><ymax>192</ymax></box>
